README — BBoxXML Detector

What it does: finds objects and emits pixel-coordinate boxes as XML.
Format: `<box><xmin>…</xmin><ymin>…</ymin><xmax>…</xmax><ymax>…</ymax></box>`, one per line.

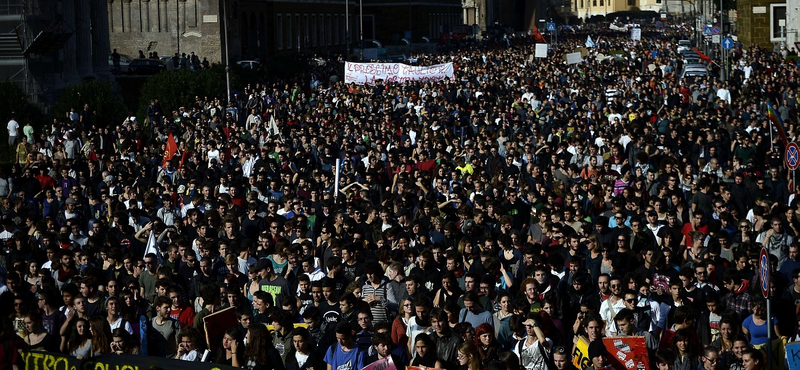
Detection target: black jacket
<box><xmin>284</xmin><ymin>348</ymin><xmax>323</xmax><ymax>370</ymax></box>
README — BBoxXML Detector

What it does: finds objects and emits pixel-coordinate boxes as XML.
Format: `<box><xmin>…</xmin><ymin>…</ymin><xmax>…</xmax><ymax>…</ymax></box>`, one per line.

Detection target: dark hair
<box><xmin>215</xmin><ymin>327</ymin><xmax>244</xmax><ymax>363</ymax></box>
<box><xmin>244</xmin><ymin>324</ymin><xmax>273</xmax><ymax>363</ymax></box>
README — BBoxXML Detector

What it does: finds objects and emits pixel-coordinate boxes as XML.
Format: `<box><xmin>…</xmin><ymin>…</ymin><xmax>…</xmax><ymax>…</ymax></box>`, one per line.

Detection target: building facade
<box><xmin>737</xmin><ymin>0</ymin><xmax>788</xmax><ymax>48</ymax></box>
<box><xmin>0</xmin><ymin>0</ymin><xmax>111</xmax><ymax>106</ymax></box>
<box><xmin>107</xmin><ymin>0</ymin><xmax>461</xmax><ymax>62</ymax></box>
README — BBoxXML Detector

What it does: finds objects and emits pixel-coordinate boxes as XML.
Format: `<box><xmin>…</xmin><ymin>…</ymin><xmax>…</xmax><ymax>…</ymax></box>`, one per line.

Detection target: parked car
<box><xmin>236</xmin><ymin>60</ymin><xmax>261</xmax><ymax>69</ymax></box>
<box><xmin>108</xmin><ymin>53</ymin><xmax>132</xmax><ymax>72</ymax></box>
<box><xmin>126</xmin><ymin>59</ymin><xmax>167</xmax><ymax>75</ymax></box>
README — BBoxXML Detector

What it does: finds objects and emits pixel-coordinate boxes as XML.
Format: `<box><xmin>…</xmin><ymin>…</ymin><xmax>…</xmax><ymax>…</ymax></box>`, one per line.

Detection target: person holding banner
<box><xmin>364</xmin><ymin>333</ymin><xmax>404</xmax><ymax>370</ymax></box>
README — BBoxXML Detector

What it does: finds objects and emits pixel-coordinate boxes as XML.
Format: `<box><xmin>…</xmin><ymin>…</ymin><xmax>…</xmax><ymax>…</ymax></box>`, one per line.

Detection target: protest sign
<box><xmin>203</xmin><ymin>306</ymin><xmax>238</xmax><ymax>354</ymax></box>
<box><xmin>603</xmin><ymin>337</ymin><xmax>650</xmax><ymax>370</ymax></box>
<box><xmin>535</xmin><ymin>43</ymin><xmax>548</xmax><ymax>58</ymax></box>
<box><xmin>345</xmin><ymin>62</ymin><xmax>454</xmax><ymax>85</ymax></box>
<box><xmin>573</xmin><ymin>336</ymin><xmax>591</xmax><ymax>370</ymax></box>
<box><xmin>566</xmin><ymin>52</ymin><xmax>582</xmax><ymax>65</ymax></box>
<box><xmin>364</xmin><ymin>356</ymin><xmax>399</xmax><ymax>370</ymax></box>
<box><xmin>21</xmin><ymin>351</ymin><xmax>239</xmax><ymax>370</ymax></box>
<box><xmin>787</xmin><ymin>341</ymin><xmax>800</xmax><ymax>370</ymax></box>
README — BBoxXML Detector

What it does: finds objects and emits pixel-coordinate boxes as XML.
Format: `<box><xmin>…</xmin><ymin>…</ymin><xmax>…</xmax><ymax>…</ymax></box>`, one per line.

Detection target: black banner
<box><xmin>22</xmin><ymin>351</ymin><xmax>238</xmax><ymax>370</ymax></box>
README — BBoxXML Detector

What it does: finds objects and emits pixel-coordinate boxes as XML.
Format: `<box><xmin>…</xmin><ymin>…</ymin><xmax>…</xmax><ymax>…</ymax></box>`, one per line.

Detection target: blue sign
<box><xmin>546</xmin><ymin>23</ymin><xmax>556</xmax><ymax>32</ymax></box>
<box><xmin>722</xmin><ymin>37</ymin><xmax>734</xmax><ymax>50</ymax></box>
<box><xmin>711</xmin><ymin>26</ymin><xmax>721</xmax><ymax>35</ymax></box>
<box><xmin>787</xmin><ymin>342</ymin><xmax>800</xmax><ymax>370</ymax></box>
<box><xmin>703</xmin><ymin>26</ymin><xmax>713</xmax><ymax>35</ymax></box>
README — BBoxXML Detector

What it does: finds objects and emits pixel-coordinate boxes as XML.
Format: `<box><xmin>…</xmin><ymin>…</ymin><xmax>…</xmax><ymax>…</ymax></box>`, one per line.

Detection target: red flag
<box><xmin>178</xmin><ymin>149</ymin><xmax>188</xmax><ymax>170</ymax></box>
<box><xmin>532</xmin><ymin>26</ymin><xmax>546</xmax><ymax>43</ymax></box>
<box><xmin>692</xmin><ymin>48</ymin><xmax>713</xmax><ymax>63</ymax></box>
<box><xmin>162</xmin><ymin>132</ymin><xmax>178</xmax><ymax>168</ymax></box>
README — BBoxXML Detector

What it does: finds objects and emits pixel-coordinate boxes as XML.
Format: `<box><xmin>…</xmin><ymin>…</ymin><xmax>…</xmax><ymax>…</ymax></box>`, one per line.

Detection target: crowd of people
<box><xmin>0</xmin><ymin>19</ymin><xmax>798</xmax><ymax>370</ymax></box>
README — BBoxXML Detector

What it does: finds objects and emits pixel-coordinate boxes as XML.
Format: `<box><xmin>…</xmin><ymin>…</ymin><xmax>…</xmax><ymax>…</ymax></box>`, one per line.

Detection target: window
<box><xmin>770</xmin><ymin>4</ymin><xmax>787</xmax><ymax>42</ymax></box>
<box><xmin>312</xmin><ymin>14</ymin><xmax>317</xmax><ymax>46</ymax></box>
<box><xmin>287</xmin><ymin>14</ymin><xmax>293</xmax><ymax>49</ymax></box>
<box><xmin>304</xmin><ymin>14</ymin><xmax>309</xmax><ymax>48</ymax></box>
<box><xmin>276</xmin><ymin>14</ymin><xmax>283</xmax><ymax>50</ymax></box>
<box><xmin>331</xmin><ymin>14</ymin><xmax>335</xmax><ymax>45</ymax></box>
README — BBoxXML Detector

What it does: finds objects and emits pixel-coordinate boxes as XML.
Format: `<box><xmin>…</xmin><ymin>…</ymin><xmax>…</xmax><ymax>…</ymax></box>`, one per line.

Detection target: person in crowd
<box><xmin>410</xmin><ymin>333</ymin><xmax>443</xmax><ymax>368</ymax></box>
<box><xmin>110</xmin><ymin>328</ymin><xmax>140</xmax><ymax>355</ymax></box>
<box><xmin>175</xmin><ymin>327</ymin><xmax>204</xmax><ymax>361</ymax></box>
<box><xmin>0</xmin><ymin>22</ymin><xmax>797</xmax><ymax>370</ymax></box>
<box><xmin>286</xmin><ymin>327</ymin><xmax>323</xmax><ymax>370</ymax></box>
<box><xmin>61</xmin><ymin>317</ymin><xmax>91</xmax><ymax>359</ymax></box>
<box><xmin>242</xmin><ymin>324</ymin><xmax>284</xmax><ymax>370</ymax></box>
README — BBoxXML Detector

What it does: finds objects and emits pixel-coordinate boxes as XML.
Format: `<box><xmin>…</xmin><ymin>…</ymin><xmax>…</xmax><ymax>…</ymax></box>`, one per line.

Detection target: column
<box><xmin>160</xmin><ymin>0</ymin><xmax>169</xmax><ymax>33</ymax></box>
<box><xmin>76</xmin><ymin>0</ymin><xmax>92</xmax><ymax>76</ymax></box>
<box><xmin>62</xmin><ymin>0</ymin><xmax>79</xmax><ymax>83</ymax></box>
<box><xmin>91</xmin><ymin>0</ymin><xmax>111</xmax><ymax>77</ymax></box>
<box><xmin>124</xmin><ymin>0</ymin><xmax>132</xmax><ymax>32</ymax></box>
<box><xmin>129</xmin><ymin>0</ymin><xmax>139</xmax><ymax>32</ymax></box>
<box><xmin>142</xmin><ymin>0</ymin><xmax>150</xmax><ymax>32</ymax></box>
<box><xmin>122</xmin><ymin>0</ymin><xmax>135</xmax><ymax>32</ymax></box>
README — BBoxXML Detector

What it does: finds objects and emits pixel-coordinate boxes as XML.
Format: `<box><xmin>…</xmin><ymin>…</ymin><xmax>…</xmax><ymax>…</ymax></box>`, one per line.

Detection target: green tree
<box><xmin>53</xmin><ymin>81</ymin><xmax>126</xmax><ymax>128</ymax></box>
<box><xmin>137</xmin><ymin>65</ymin><xmax>238</xmax><ymax>125</ymax></box>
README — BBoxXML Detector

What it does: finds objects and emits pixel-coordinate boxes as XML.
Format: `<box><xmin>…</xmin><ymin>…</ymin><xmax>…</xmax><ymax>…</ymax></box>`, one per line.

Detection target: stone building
<box><xmin>0</xmin><ymin>0</ymin><xmax>111</xmax><ymax>105</ymax></box>
<box><xmin>737</xmin><ymin>0</ymin><xmax>788</xmax><ymax>49</ymax></box>
<box><xmin>108</xmin><ymin>0</ymin><xmax>462</xmax><ymax>63</ymax></box>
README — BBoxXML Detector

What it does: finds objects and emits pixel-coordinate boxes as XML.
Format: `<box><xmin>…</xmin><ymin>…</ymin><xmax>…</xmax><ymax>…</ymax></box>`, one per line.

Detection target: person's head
<box><xmin>673</xmin><ymin>328</ymin><xmax>697</xmax><ymax>356</ymax></box>
<box><xmin>414</xmin><ymin>333</ymin><xmax>437</xmax><ymax>359</ymax></box>
<box><xmin>457</xmin><ymin>341</ymin><xmax>481</xmax><ymax>369</ymax></box>
<box><xmin>179</xmin><ymin>327</ymin><xmax>202</xmax><ymax>352</ymax></box>
<box><xmin>463</xmin><ymin>291</ymin><xmax>482</xmax><ymax>314</ymax></box>
<box><xmin>613</xmin><ymin>308</ymin><xmax>636</xmax><ymax>336</ymax></box>
<box><xmin>371</xmin><ymin>333</ymin><xmax>392</xmax><ymax>358</ymax></box>
<box><xmin>732</xmin><ymin>338</ymin><xmax>750</xmax><ymax>359</ymax></box>
<box><xmin>413</xmin><ymin>295</ymin><xmax>431</xmax><ymax>322</ymax></box>
<box><xmin>154</xmin><ymin>295</ymin><xmax>172</xmax><ymax>319</ymax></box>
<box><xmin>338</xmin><ymin>292</ymin><xmax>357</xmax><ymax>314</ymax></box>
<box><xmin>742</xmin><ymin>348</ymin><xmax>764</xmax><ymax>370</ymax></box>
<box><xmin>221</xmin><ymin>327</ymin><xmax>243</xmax><ymax>351</ymax></box>
<box><xmin>474</xmin><ymin>323</ymin><xmax>495</xmax><ymax>347</ymax></box>
<box><xmin>588</xmin><ymin>340</ymin><xmax>608</xmax><ymax>368</ymax></box>
<box><xmin>335</xmin><ymin>322</ymin><xmax>355</xmax><ymax>348</ymax></box>
<box><xmin>584</xmin><ymin>314</ymin><xmax>604</xmax><ymax>341</ymax></box>
<box><xmin>552</xmin><ymin>345</ymin><xmax>571</xmax><ymax>370</ymax></box>
<box><xmin>291</xmin><ymin>327</ymin><xmax>311</xmax><ymax>353</ymax></box>
<box><xmin>702</xmin><ymin>346</ymin><xmax>721</xmax><ymax>370</ymax></box>
<box><xmin>654</xmin><ymin>349</ymin><xmax>675</xmax><ymax>370</ymax></box>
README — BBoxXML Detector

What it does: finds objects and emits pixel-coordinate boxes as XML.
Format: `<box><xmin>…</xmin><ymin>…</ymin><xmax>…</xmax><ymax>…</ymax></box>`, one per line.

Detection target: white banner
<box><xmin>535</xmin><ymin>43</ymin><xmax>548</xmax><ymax>58</ymax></box>
<box><xmin>566</xmin><ymin>52</ymin><xmax>583</xmax><ymax>65</ymax></box>
<box><xmin>345</xmin><ymin>62</ymin><xmax>454</xmax><ymax>85</ymax></box>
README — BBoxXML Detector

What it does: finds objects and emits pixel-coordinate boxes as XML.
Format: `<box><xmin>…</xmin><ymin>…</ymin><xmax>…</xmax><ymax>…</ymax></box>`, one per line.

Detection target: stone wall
<box><xmin>738</xmin><ymin>0</ymin><xmax>782</xmax><ymax>49</ymax></box>
<box><xmin>108</xmin><ymin>0</ymin><xmax>223</xmax><ymax>62</ymax></box>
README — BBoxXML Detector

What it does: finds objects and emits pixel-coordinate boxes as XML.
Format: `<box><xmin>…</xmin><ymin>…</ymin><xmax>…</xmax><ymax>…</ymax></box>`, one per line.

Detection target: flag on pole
<box><xmin>692</xmin><ymin>48</ymin><xmax>713</xmax><ymax>63</ymax></box>
<box><xmin>586</xmin><ymin>36</ymin><xmax>596</xmax><ymax>48</ymax></box>
<box><xmin>532</xmin><ymin>27</ymin><xmax>546</xmax><ymax>43</ymax></box>
<box><xmin>178</xmin><ymin>149</ymin><xmax>188</xmax><ymax>170</ymax></box>
<box><xmin>162</xmin><ymin>132</ymin><xmax>178</xmax><ymax>168</ymax></box>
<box><xmin>767</xmin><ymin>101</ymin><xmax>789</xmax><ymax>147</ymax></box>
<box><xmin>143</xmin><ymin>228</ymin><xmax>163</xmax><ymax>264</ymax></box>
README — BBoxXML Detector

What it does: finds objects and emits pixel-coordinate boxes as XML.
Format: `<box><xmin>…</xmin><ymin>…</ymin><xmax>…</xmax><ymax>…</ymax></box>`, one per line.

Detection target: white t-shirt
<box><xmin>109</xmin><ymin>316</ymin><xmax>134</xmax><ymax>334</ymax></box>
<box><xmin>405</xmin><ymin>317</ymin><xmax>432</xmax><ymax>358</ymax></box>
<box><xmin>7</xmin><ymin>119</ymin><xmax>18</xmax><ymax>137</ymax></box>
<box><xmin>294</xmin><ymin>352</ymin><xmax>309</xmax><ymax>368</ymax></box>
